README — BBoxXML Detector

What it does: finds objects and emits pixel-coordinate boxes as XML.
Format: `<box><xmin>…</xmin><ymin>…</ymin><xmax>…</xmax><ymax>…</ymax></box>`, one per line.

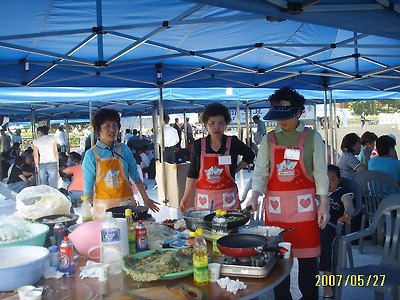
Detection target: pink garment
<box><xmin>67</xmin><ymin>164</ymin><xmax>84</xmax><ymax>192</ymax></box>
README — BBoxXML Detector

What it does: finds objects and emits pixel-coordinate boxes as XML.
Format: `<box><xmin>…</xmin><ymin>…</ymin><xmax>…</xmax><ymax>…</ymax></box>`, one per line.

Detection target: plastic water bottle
<box><xmin>100</xmin><ymin>212</ymin><xmax>122</xmax><ymax>274</ymax></box>
<box><xmin>80</xmin><ymin>196</ymin><xmax>93</xmax><ymax>223</ymax></box>
<box><xmin>125</xmin><ymin>209</ymin><xmax>136</xmax><ymax>254</ymax></box>
<box><xmin>212</xmin><ymin>209</ymin><xmax>228</xmax><ymax>255</ymax></box>
<box><xmin>193</xmin><ymin>228</ymin><xmax>209</xmax><ymax>286</ymax></box>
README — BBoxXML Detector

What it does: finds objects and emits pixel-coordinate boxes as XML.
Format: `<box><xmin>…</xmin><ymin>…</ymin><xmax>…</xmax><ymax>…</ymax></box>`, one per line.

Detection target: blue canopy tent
<box><xmin>0</xmin><ymin>0</ymin><xmax>399</xmax><ymax>156</ymax></box>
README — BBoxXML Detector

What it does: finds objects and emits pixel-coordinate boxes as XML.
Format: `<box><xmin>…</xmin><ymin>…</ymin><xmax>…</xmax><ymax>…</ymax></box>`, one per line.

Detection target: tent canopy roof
<box><xmin>0</xmin><ymin>0</ymin><xmax>399</xmax><ymax>121</ymax></box>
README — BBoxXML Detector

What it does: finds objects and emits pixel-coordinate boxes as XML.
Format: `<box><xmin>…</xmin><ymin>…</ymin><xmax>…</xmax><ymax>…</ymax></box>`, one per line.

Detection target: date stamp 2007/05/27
<box><xmin>316</xmin><ymin>274</ymin><xmax>386</xmax><ymax>287</ymax></box>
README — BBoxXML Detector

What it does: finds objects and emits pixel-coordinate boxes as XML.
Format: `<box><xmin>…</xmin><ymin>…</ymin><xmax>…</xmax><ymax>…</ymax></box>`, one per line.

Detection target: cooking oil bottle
<box><xmin>193</xmin><ymin>228</ymin><xmax>209</xmax><ymax>286</ymax></box>
<box><xmin>80</xmin><ymin>196</ymin><xmax>93</xmax><ymax>223</ymax></box>
<box><xmin>125</xmin><ymin>209</ymin><xmax>136</xmax><ymax>254</ymax></box>
<box><xmin>212</xmin><ymin>209</ymin><xmax>227</xmax><ymax>255</ymax></box>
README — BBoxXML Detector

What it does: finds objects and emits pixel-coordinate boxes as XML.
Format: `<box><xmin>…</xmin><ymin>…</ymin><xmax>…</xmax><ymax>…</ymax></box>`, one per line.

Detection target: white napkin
<box><xmin>79</xmin><ymin>261</ymin><xmax>101</xmax><ymax>279</ymax></box>
<box><xmin>43</xmin><ymin>266</ymin><xmax>64</xmax><ymax>279</ymax></box>
<box><xmin>217</xmin><ymin>276</ymin><xmax>247</xmax><ymax>294</ymax></box>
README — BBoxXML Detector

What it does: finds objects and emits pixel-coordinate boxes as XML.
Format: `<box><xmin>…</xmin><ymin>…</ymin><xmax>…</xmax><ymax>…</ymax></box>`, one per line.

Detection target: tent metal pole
<box><xmin>323</xmin><ymin>90</ymin><xmax>329</xmax><ymax>163</ymax></box>
<box><xmin>158</xmin><ymin>84</ymin><xmax>169</xmax><ymax>206</ymax></box>
<box><xmin>183</xmin><ymin>110</ymin><xmax>188</xmax><ymax>148</ymax></box>
<box><xmin>333</xmin><ymin>93</ymin><xmax>338</xmax><ymax>164</ymax></box>
<box><xmin>329</xmin><ymin>90</ymin><xmax>334</xmax><ymax>163</ymax></box>
<box><xmin>139</xmin><ymin>115</ymin><xmax>143</xmax><ymax>139</ymax></box>
<box><xmin>152</xmin><ymin>108</ymin><xmax>159</xmax><ymax>160</ymax></box>
<box><xmin>64</xmin><ymin>117</ymin><xmax>70</xmax><ymax>154</ymax></box>
<box><xmin>245</xmin><ymin>104</ymin><xmax>251</xmax><ymax>172</ymax></box>
<box><xmin>30</xmin><ymin>105</ymin><xmax>36</xmax><ymax>139</ymax></box>
<box><xmin>329</xmin><ymin>91</ymin><xmax>334</xmax><ymax>164</ymax></box>
<box><xmin>236</xmin><ymin>100</ymin><xmax>241</xmax><ymax>141</ymax></box>
<box><xmin>314</xmin><ymin>103</ymin><xmax>317</xmax><ymax>130</ymax></box>
<box><xmin>89</xmin><ymin>101</ymin><xmax>94</xmax><ymax>148</ymax></box>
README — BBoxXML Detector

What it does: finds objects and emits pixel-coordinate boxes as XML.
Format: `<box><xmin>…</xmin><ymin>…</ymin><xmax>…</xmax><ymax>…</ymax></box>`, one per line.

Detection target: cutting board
<box><xmin>107</xmin><ymin>284</ymin><xmax>202</xmax><ymax>300</ymax></box>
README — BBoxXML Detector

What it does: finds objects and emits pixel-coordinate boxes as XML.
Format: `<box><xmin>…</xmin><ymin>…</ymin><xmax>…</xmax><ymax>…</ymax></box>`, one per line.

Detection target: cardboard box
<box><xmin>156</xmin><ymin>162</ymin><xmax>195</xmax><ymax>209</ymax></box>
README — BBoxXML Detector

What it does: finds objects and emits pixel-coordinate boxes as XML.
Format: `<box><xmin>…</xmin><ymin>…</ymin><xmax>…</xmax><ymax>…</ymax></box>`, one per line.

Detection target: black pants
<box><xmin>163</xmin><ymin>146</ymin><xmax>175</xmax><ymax>164</ymax></box>
<box><xmin>274</xmin><ymin>257</ymin><xmax>319</xmax><ymax>300</ymax></box>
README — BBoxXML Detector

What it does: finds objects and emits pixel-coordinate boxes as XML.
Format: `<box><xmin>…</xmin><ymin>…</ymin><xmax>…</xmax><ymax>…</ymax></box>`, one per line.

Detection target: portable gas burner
<box><xmin>216</xmin><ymin>252</ymin><xmax>278</xmax><ymax>278</ymax></box>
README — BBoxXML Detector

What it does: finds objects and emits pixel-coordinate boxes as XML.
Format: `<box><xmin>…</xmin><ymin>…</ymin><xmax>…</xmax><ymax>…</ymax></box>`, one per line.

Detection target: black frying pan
<box><xmin>106</xmin><ymin>205</ymin><xmax>149</xmax><ymax>220</ymax></box>
<box><xmin>216</xmin><ymin>233</ymin><xmax>287</xmax><ymax>257</ymax></box>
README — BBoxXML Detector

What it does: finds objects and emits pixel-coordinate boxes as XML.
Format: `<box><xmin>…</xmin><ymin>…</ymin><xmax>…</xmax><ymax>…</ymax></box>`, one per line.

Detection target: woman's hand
<box><xmin>318</xmin><ymin>195</ymin><xmax>330</xmax><ymax>229</ymax></box>
<box><xmin>143</xmin><ymin>197</ymin><xmax>160</xmax><ymax>213</ymax></box>
<box><xmin>179</xmin><ymin>196</ymin><xmax>190</xmax><ymax>212</ymax></box>
<box><xmin>247</xmin><ymin>191</ymin><xmax>262</xmax><ymax>213</ymax></box>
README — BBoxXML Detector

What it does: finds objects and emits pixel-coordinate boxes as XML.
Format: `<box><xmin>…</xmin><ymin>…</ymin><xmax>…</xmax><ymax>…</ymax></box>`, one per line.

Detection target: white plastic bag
<box><xmin>15</xmin><ymin>185</ymin><xmax>71</xmax><ymax>220</ymax></box>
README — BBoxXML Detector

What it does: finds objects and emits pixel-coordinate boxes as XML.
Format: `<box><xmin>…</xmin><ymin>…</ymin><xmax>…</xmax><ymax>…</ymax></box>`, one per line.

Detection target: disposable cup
<box><xmin>23</xmin><ymin>290</ymin><xmax>42</xmax><ymax>300</ymax></box>
<box><xmin>208</xmin><ymin>263</ymin><xmax>221</xmax><ymax>282</ymax></box>
<box><xmin>17</xmin><ymin>285</ymin><xmax>35</xmax><ymax>300</ymax></box>
<box><xmin>278</xmin><ymin>242</ymin><xmax>292</xmax><ymax>259</ymax></box>
<box><xmin>97</xmin><ymin>264</ymin><xmax>110</xmax><ymax>281</ymax></box>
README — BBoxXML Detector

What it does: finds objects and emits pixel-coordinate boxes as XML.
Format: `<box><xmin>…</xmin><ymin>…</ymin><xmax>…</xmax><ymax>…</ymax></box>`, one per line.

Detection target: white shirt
<box><xmin>11</xmin><ymin>134</ymin><xmax>23</xmax><ymax>145</ymax></box>
<box><xmin>157</xmin><ymin>125</ymin><xmax>179</xmax><ymax>148</ymax></box>
<box><xmin>55</xmin><ymin>129</ymin><xmax>68</xmax><ymax>146</ymax></box>
<box><xmin>33</xmin><ymin>135</ymin><xmax>57</xmax><ymax>164</ymax></box>
<box><xmin>123</xmin><ymin>133</ymin><xmax>133</xmax><ymax>144</ymax></box>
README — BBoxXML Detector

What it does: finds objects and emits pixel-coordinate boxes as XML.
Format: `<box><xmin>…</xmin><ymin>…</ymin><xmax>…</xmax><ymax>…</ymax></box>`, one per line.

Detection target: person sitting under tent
<box><xmin>7</xmin><ymin>155</ymin><xmax>31</xmax><ymax>193</ymax></box>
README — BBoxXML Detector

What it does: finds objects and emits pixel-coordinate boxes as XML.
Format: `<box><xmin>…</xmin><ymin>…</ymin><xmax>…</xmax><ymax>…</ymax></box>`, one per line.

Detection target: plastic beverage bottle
<box><xmin>125</xmin><ymin>209</ymin><xmax>136</xmax><ymax>254</ymax></box>
<box><xmin>212</xmin><ymin>209</ymin><xmax>228</xmax><ymax>255</ymax></box>
<box><xmin>80</xmin><ymin>196</ymin><xmax>93</xmax><ymax>223</ymax></box>
<box><xmin>100</xmin><ymin>212</ymin><xmax>122</xmax><ymax>274</ymax></box>
<box><xmin>193</xmin><ymin>228</ymin><xmax>209</xmax><ymax>286</ymax></box>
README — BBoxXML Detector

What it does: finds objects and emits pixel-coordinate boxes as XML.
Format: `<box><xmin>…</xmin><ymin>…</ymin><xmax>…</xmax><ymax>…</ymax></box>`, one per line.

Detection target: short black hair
<box><xmin>268</xmin><ymin>87</ymin><xmax>305</xmax><ymax>111</ymax></box>
<box><xmin>164</xmin><ymin>114</ymin><xmax>170</xmax><ymax>123</ymax></box>
<box><xmin>201</xmin><ymin>102</ymin><xmax>231</xmax><ymax>125</ymax></box>
<box><xmin>328</xmin><ymin>164</ymin><xmax>341</xmax><ymax>178</ymax></box>
<box><xmin>70</xmin><ymin>151</ymin><xmax>82</xmax><ymax>162</ymax></box>
<box><xmin>376</xmin><ymin>135</ymin><xmax>396</xmax><ymax>156</ymax></box>
<box><xmin>360</xmin><ymin>131</ymin><xmax>378</xmax><ymax>146</ymax></box>
<box><xmin>92</xmin><ymin>108</ymin><xmax>121</xmax><ymax>135</ymax></box>
<box><xmin>341</xmin><ymin>133</ymin><xmax>360</xmax><ymax>153</ymax></box>
<box><xmin>37</xmin><ymin>125</ymin><xmax>49</xmax><ymax>135</ymax></box>
<box><xmin>253</xmin><ymin>115</ymin><xmax>260</xmax><ymax>121</ymax></box>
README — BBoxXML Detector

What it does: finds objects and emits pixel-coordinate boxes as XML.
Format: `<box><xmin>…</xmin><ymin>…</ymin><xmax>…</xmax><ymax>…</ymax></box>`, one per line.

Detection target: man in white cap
<box><xmin>248</xmin><ymin>86</ymin><xmax>329</xmax><ymax>300</ymax></box>
<box><xmin>55</xmin><ymin>123</ymin><xmax>68</xmax><ymax>153</ymax></box>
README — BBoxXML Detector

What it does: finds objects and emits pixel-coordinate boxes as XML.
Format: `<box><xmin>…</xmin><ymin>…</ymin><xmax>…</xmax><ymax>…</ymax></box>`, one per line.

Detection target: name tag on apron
<box><xmin>218</xmin><ymin>155</ymin><xmax>231</xmax><ymax>165</ymax></box>
<box><xmin>284</xmin><ymin>148</ymin><xmax>300</xmax><ymax>160</ymax></box>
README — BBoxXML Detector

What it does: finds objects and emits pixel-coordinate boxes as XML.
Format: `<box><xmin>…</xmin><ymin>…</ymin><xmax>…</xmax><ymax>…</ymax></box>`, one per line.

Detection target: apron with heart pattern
<box><xmin>194</xmin><ymin>136</ymin><xmax>240</xmax><ymax>210</ymax></box>
<box><xmin>92</xmin><ymin>145</ymin><xmax>134</xmax><ymax>219</ymax></box>
<box><xmin>264</xmin><ymin>128</ymin><xmax>320</xmax><ymax>258</ymax></box>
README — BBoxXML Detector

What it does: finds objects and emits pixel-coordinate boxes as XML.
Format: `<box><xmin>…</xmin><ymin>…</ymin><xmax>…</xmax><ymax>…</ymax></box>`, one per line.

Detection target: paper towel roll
<box><xmin>116</xmin><ymin>218</ymin><xmax>129</xmax><ymax>256</ymax></box>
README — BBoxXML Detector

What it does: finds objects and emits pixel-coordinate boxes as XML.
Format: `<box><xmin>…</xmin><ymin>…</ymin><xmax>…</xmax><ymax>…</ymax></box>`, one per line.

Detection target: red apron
<box><xmin>92</xmin><ymin>145</ymin><xmax>134</xmax><ymax>220</ymax></box>
<box><xmin>264</xmin><ymin>128</ymin><xmax>320</xmax><ymax>258</ymax></box>
<box><xmin>194</xmin><ymin>137</ymin><xmax>240</xmax><ymax>210</ymax></box>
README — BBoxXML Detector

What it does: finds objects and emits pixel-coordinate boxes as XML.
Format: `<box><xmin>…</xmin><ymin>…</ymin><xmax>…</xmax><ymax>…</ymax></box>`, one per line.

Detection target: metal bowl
<box><xmin>203</xmin><ymin>210</ymin><xmax>250</xmax><ymax>229</ymax></box>
<box><xmin>238</xmin><ymin>226</ymin><xmax>285</xmax><ymax>246</ymax></box>
<box><xmin>182</xmin><ymin>210</ymin><xmax>209</xmax><ymax>231</ymax></box>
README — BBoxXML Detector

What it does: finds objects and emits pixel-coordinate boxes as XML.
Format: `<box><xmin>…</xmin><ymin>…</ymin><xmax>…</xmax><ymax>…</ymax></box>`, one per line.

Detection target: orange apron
<box><xmin>194</xmin><ymin>136</ymin><xmax>240</xmax><ymax>210</ymax></box>
<box><xmin>92</xmin><ymin>145</ymin><xmax>134</xmax><ymax>220</ymax></box>
<box><xmin>264</xmin><ymin>128</ymin><xmax>320</xmax><ymax>258</ymax></box>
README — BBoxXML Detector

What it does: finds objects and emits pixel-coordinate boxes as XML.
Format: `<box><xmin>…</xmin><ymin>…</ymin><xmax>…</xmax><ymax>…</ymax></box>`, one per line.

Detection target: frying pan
<box><xmin>203</xmin><ymin>207</ymin><xmax>251</xmax><ymax>229</ymax></box>
<box><xmin>216</xmin><ymin>233</ymin><xmax>287</xmax><ymax>257</ymax></box>
<box><xmin>106</xmin><ymin>205</ymin><xmax>149</xmax><ymax>220</ymax></box>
